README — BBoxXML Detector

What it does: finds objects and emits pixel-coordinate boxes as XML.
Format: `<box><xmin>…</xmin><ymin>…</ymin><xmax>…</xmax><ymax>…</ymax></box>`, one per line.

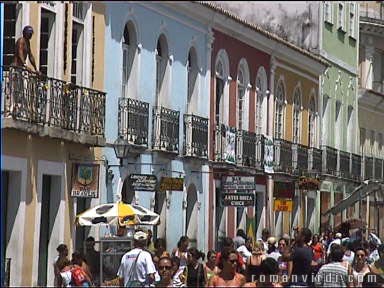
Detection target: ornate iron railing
<box><xmin>274</xmin><ymin>138</ymin><xmax>293</xmax><ymax>174</ymax></box>
<box><xmin>118</xmin><ymin>98</ymin><xmax>149</xmax><ymax>147</ymax></box>
<box><xmin>322</xmin><ymin>146</ymin><xmax>337</xmax><ymax>176</ymax></box>
<box><xmin>351</xmin><ymin>153</ymin><xmax>362</xmax><ymax>181</ymax></box>
<box><xmin>214</xmin><ymin>123</ymin><xmax>236</xmax><ymax>164</ymax></box>
<box><xmin>183</xmin><ymin>114</ymin><xmax>208</xmax><ymax>158</ymax></box>
<box><xmin>152</xmin><ymin>106</ymin><xmax>179</xmax><ymax>153</ymax></box>
<box><xmin>374</xmin><ymin>158</ymin><xmax>383</xmax><ymax>181</ymax></box>
<box><xmin>309</xmin><ymin>147</ymin><xmax>322</xmax><ymax>173</ymax></box>
<box><xmin>2</xmin><ymin>65</ymin><xmax>105</xmax><ymax>136</ymax></box>
<box><xmin>338</xmin><ymin>150</ymin><xmax>351</xmax><ymax>179</ymax></box>
<box><xmin>237</xmin><ymin>130</ymin><xmax>256</xmax><ymax>167</ymax></box>
<box><xmin>364</xmin><ymin>156</ymin><xmax>374</xmax><ymax>180</ymax></box>
<box><xmin>293</xmin><ymin>143</ymin><xmax>309</xmax><ymax>174</ymax></box>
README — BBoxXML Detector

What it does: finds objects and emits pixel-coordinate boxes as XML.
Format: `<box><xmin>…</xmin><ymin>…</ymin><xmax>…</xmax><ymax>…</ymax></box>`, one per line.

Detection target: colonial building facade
<box><xmin>101</xmin><ymin>2</ymin><xmax>211</xmax><ymax>252</ymax></box>
<box><xmin>1</xmin><ymin>2</ymin><xmax>106</xmax><ymax>286</ymax></box>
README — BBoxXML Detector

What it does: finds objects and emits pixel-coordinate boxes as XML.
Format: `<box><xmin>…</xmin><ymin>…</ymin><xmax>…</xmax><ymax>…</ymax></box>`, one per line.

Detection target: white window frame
<box><xmin>292</xmin><ymin>86</ymin><xmax>302</xmax><ymax>144</ymax></box>
<box><xmin>237</xmin><ymin>58</ymin><xmax>250</xmax><ymax>132</ymax></box>
<box><xmin>338</xmin><ymin>2</ymin><xmax>346</xmax><ymax>32</ymax></box>
<box><xmin>255</xmin><ymin>66</ymin><xmax>268</xmax><ymax>135</ymax></box>
<box><xmin>215</xmin><ymin>49</ymin><xmax>230</xmax><ymax>126</ymax></box>
<box><xmin>274</xmin><ymin>79</ymin><xmax>285</xmax><ymax>139</ymax></box>
<box><xmin>308</xmin><ymin>96</ymin><xmax>317</xmax><ymax>148</ymax></box>
<box><xmin>324</xmin><ymin>1</ymin><xmax>333</xmax><ymax>24</ymax></box>
<box><xmin>349</xmin><ymin>2</ymin><xmax>356</xmax><ymax>39</ymax></box>
<box><xmin>155</xmin><ymin>34</ymin><xmax>169</xmax><ymax>107</ymax></box>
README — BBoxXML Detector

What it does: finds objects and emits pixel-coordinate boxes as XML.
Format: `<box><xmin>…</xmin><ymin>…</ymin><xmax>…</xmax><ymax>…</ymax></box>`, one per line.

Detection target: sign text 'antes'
<box><xmin>221</xmin><ymin>193</ymin><xmax>255</xmax><ymax>207</ymax></box>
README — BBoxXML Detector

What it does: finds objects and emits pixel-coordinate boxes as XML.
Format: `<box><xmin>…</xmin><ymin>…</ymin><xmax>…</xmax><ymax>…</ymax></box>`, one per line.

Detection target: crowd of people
<box><xmin>54</xmin><ymin>227</ymin><xmax>384</xmax><ymax>287</ymax></box>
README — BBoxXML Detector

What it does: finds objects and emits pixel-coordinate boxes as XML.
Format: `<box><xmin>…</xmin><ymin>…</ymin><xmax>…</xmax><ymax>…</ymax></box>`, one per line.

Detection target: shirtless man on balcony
<box><xmin>13</xmin><ymin>25</ymin><xmax>39</xmax><ymax>73</ymax></box>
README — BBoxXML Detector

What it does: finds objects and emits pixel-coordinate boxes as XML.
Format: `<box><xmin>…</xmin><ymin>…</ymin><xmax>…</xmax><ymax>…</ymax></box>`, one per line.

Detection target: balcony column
<box><xmin>362</xmin><ymin>38</ymin><xmax>375</xmax><ymax>90</ymax></box>
<box><xmin>266</xmin><ymin>57</ymin><xmax>276</xmax><ymax>235</ymax></box>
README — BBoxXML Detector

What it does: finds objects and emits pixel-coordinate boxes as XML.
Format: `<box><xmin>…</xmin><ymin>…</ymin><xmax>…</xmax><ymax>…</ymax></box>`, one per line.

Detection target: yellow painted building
<box><xmin>272</xmin><ymin>57</ymin><xmax>322</xmax><ymax>236</ymax></box>
<box><xmin>2</xmin><ymin>2</ymin><xmax>106</xmax><ymax>286</ymax></box>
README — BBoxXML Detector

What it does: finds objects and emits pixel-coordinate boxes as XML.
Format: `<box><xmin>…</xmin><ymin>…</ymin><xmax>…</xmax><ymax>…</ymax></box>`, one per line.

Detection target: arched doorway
<box><xmin>185</xmin><ymin>184</ymin><xmax>198</xmax><ymax>247</ymax></box>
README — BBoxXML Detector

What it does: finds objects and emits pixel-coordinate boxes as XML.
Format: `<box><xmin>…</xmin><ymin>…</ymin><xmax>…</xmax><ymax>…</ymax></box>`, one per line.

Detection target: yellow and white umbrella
<box><xmin>76</xmin><ymin>201</ymin><xmax>160</xmax><ymax>226</ymax></box>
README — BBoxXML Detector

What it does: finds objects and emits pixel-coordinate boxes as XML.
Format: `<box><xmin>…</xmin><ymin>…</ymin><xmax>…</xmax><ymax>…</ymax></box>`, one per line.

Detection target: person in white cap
<box><xmin>117</xmin><ymin>230</ymin><xmax>156</xmax><ymax>287</ymax></box>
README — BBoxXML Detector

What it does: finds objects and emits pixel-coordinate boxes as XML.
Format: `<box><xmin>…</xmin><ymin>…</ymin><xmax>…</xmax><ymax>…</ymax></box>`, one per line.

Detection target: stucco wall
<box><xmin>275</xmin><ymin>65</ymin><xmax>318</xmax><ymax>146</ymax></box>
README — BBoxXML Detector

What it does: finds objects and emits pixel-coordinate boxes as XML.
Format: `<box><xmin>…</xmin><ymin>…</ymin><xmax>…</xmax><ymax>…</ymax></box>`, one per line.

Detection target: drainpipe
<box><xmin>266</xmin><ymin>56</ymin><xmax>276</xmax><ymax>235</ymax></box>
<box><xmin>0</xmin><ymin>3</ymin><xmax>4</xmax><ymax>286</ymax></box>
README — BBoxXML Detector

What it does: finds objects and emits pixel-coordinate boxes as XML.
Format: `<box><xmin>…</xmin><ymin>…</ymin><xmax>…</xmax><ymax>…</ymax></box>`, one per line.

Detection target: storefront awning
<box><xmin>323</xmin><ymin>181</ymin><xmax>382</xmax><ymax>216</ymax></box>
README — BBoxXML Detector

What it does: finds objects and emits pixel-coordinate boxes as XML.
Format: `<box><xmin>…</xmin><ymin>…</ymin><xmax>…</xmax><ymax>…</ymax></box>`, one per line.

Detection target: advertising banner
<box><xmin>224</xmin><ymin>126</ymin><xmax>236</xmax><ymax>164</ymax></box>
<box><xmin>274</xmin><ymin>199</ymin><xmax>293</xmax><ymax>212</ymax></box>
<box><xmin>128</xmin><ymin>174</ymin><xmax>158</xmax><ymax>191</ymax></box>
<box><xmin>221</xmin><ymin>193</ymin><xmax>255</xmax><ymax>207</ymax></box>
<box><xmin>159</xmin><ymin>177</ymin><xmax>184</xmax><ymax>192</ymax></box>
<box><xmin>264</xmin><ymin>135</ymin><xmax>274</xmax><ymax>174</ymax></box>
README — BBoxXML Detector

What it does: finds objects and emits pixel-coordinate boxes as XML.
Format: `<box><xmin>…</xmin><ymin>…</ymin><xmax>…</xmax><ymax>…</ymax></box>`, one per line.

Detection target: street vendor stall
<box><xmin>75</xmin><ymin>201</ymin><xmax>160</xmax><ymax>284</ymax></box>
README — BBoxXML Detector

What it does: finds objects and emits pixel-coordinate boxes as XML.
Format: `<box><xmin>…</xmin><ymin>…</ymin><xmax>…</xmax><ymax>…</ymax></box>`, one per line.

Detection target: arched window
<box><xmin>237</xmin><ymin>59</ymin><xmax>249</xmax><ymax>131</ymax></box>
<box><xmin>122</xmin><ymin>22</ymin><xmax>137</xmax><ymax>97</ymax></box>
<box><xmin>215</xmin><ymin>60</ymin><xmax>225</xmax><ymax>124</ymax></box>
<box><xmin>308</xmin><ymin>96</ymin><xmax>317</xmax><ymax>147</ymax></box>
<box><xmin>255</xmin><ymin>67</ymin><xmax>268</xmax><ymax>135</ymax></box>
<box><xmin>274</xmin><ymin>81</ymin><xmax>285</xmax><ymax>139</ymax></box>
<box><xmin>187</xmin><ymin>47</ymin><xmax>198</xmax><ymax>113</ymax></box>
<box><xmin>293</xmin><ymin>87</ymin><xmax>301</xmax><ymax>143</ymax></box>
<box><xmin>156</xmin><ymin>34</ymin><xmax>169</xmax><ymax>106</ymax></box>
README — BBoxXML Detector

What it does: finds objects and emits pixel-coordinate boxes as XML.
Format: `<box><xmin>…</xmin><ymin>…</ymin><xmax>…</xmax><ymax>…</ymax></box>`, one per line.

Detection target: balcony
<box><xmin>274</xmin><ymin>139</ymin><xmax>293</xmax><ymax>174</ymax></box>
<box><xmin>322</xmin><ymin>146</ymin><xmax>337</xmax><ymax>176</ymax></box>
<box><xmin>183</xmin><ymin>114</ymin><xmax>208</xmax><ymax>159</ymax></box>
<box><xmin>118</xmin><ymin>98</ymin><xmax>149</xmax><ymax>148</ymax></box>
<box><xmin>374</xmin><ymin>158</ymin><xmax>383</xmax><ymax>181</ymax></box>
<box><xmin>152</xmin><ymin>106</ymin><xmax>179</xmax><ymax>154</ymax></box>
<box><xmin>293</xmin><ymin>144</ymin><xmax>309</xmax><ymax>175</ymax></box>
<box><xmin>309</xmin><ymin>147</ymin><xmax>322</xmax><ymax>174</ymax></box>
<box><xmin>215</xmin><ymin>124</ymin><xmax>236</xmax><ymax>164</ymax></box>
<box><xmin>2</xmin><ymin>66</ymin><xmax>105</xmax><ymax>145</ymax></box>
<box><xmin>236</xmin><ymin>130</ymin><xmax>264</xmax><ymax>169</ymax></box>
<box><xmin>351</xmin><ymin>153</ymin><xmax>362</xmax><ymax>181</ymax></box>
<box><xmin>338</xmin><ymin>150</ymin><xmax>351</xmax><ymax>179</ymax></box>
<box><xmin>360</xmin><ymin>3</ymin><xmax>384</xmax><ymax>23</ymax></box>
<box><xmin>364</xmin><ymin>156</ymin><xmax>374</xmax><ymax>180</ymax></box>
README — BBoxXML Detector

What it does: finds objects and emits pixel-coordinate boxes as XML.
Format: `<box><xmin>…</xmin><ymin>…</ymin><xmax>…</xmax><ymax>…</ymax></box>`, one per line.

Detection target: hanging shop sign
<box><xmin>221</xmin><ymin>193</ymin><xmax>255</xmax><ymax>207</ymax></box>
<box><xmin>264</xmin><ymin>135</ymin><xmax>274</xmax><ymax>174</ymax></box>
<box><xmin>222</xmin><ymin>176</ymin><xmax>255</xmax><ymax>191</ymax></box>
<box><xmin>224</xmin><ymin>126</ymin><xmax>236</xmax><ymax>164</ymax></box>
<box><xmin>274</xmin><ymin>181</ymin><xmax>295</xmax><ymax>199</ymax></box>
<box><xmin>71</xmin><ymin>163</ymin><xmax>100</xmax><ymax>198</ymax></box>
<box><xmin>274</xmin><ymin>199</ymin><xmax>293</xmax><ymax>212</ymax></box>
<box><xmin>298</xmin><ymin>176</ymin><xmax>320</xmax><ymax>190</ymax></box>
<box><xmin>128</xmin><ymin>174</ymin><xmax>158</xmax><ymax>191</ymax></box>
<box><xmin>159</xmin><ymin>177</ymin><xmax>184</xmax><ymax>192</ymax></box>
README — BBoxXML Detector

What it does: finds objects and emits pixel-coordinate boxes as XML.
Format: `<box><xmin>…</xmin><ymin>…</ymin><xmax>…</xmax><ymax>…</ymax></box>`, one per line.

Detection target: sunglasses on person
<box><xmin>158</xmin><ymin>265</ymin><xmax>173</xmax><ymax>271</ymax></box>
<box><xmin>228</xmin><ymin>259</ymin><xmax>238</xmax><ymax>264</ymax></box>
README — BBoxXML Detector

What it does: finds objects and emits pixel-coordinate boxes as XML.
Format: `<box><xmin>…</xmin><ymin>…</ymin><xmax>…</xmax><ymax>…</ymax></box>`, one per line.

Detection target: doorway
<box><xmin>185</xmin><ymin>184</ymin><xmax>198</xmax><ymax>248</ymax></box>
<box><xmin>37</xmin><ymin>175</ymin><xmax>61</xmax><ymax>286</ymax></box>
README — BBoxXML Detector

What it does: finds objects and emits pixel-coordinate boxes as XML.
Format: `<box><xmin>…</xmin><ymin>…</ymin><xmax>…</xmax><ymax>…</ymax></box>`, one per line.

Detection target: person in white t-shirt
<box><xmin>117</xmin><ymin>230</ymin><xmax>156</xmax><ymax>287</ymax></box>
<box><xmin>236</xmin><ymin>237</ymin><xmax>253</xmax><ymax>263</ymax></box>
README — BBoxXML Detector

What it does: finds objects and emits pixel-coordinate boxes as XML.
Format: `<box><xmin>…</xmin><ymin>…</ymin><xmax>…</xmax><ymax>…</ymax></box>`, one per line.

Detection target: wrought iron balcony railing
<box><xmin>364</xmin><ymin>156</ymin><xmax>374</xmax><ymax>180</ymax></box>
<box><xmin>293</xmin><ymin>143</ymin><xmax>309</xmax><ymax>174</ymax></box>
<box><xmin>236</xmin><ymin>130</ymin><xmax>264</xmax><ymax>168</ymax></box>
<box><xmin>152</xmin><ymin>106</ymin><xmax>179</xmax><ymax>153</ymax></box>
<box><xmin>374</xmin><ymin>158</ymin><xmax>383</xmax><ymax>181</ymax></box>
<box><xmin>183</xmin><ymin>114</ymin><xmax>208</xmax><ymax>159</ymax></box>
<box><xmin>2</xmin><ymin>65</ymin><xmax>105</xmax><ymax>137</ymax></box>
<box><xmin>118</xmin><ymin>98</ymin><xmax>149</xmax><ymax>147</ymax></box>
<box><xmin>309</xmin><ymin>147</ymin><xmax>322</xmax><ymax>173</ymax></box>
<box><xmin>338</xmin><ymin>150</ymin><xmax>351</xmax><ymax>179</ymax></box>
<box><xmin>351</xmin><ymin>153</ymin><xmax>362</xmax><ymax>181</ymax></box>
<box><xmin>214</xmin><ymin>124</ymin><xmax>237</xmax><ymax>164</ymax></box>
<box><xmin>322</xmin><ymin>146</ymin><xmax>337</xmax><ymax>176</ymax></box>
<box><xmin>360</xmin><ymin>3</ymin><xmax>384</xmax><ymax>22</ymax></box>
<box><xmin>274</xmin><ymin>138</ymin><xmax>293</xmax><ymax>174</ymax></box>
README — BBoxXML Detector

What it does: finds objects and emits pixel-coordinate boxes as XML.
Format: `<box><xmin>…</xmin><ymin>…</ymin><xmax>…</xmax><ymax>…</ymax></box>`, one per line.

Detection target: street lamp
<box><xmin>113</xmin><ymin>136</ymin><xmax>129</xmax><ymax>166</ymax></box>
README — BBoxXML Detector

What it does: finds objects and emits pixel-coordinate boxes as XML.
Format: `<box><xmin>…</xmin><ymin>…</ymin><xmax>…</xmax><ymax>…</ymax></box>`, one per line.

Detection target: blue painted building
<box><xmin>102</xmin><ymin>2</ymin><xmax>211</xmax><ymax>251</ymax></box>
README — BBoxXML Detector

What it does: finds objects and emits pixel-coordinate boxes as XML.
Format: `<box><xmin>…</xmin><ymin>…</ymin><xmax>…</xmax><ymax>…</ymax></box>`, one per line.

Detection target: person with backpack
<box><xmin>71</xmin><ymin>252</ymin><xmax>93</xmax><ymax>287</ymax></box>
<box><xmin>117</xmin><ymin>230</ymin><xmax>156</xmax><ymax>287</ymax></box>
